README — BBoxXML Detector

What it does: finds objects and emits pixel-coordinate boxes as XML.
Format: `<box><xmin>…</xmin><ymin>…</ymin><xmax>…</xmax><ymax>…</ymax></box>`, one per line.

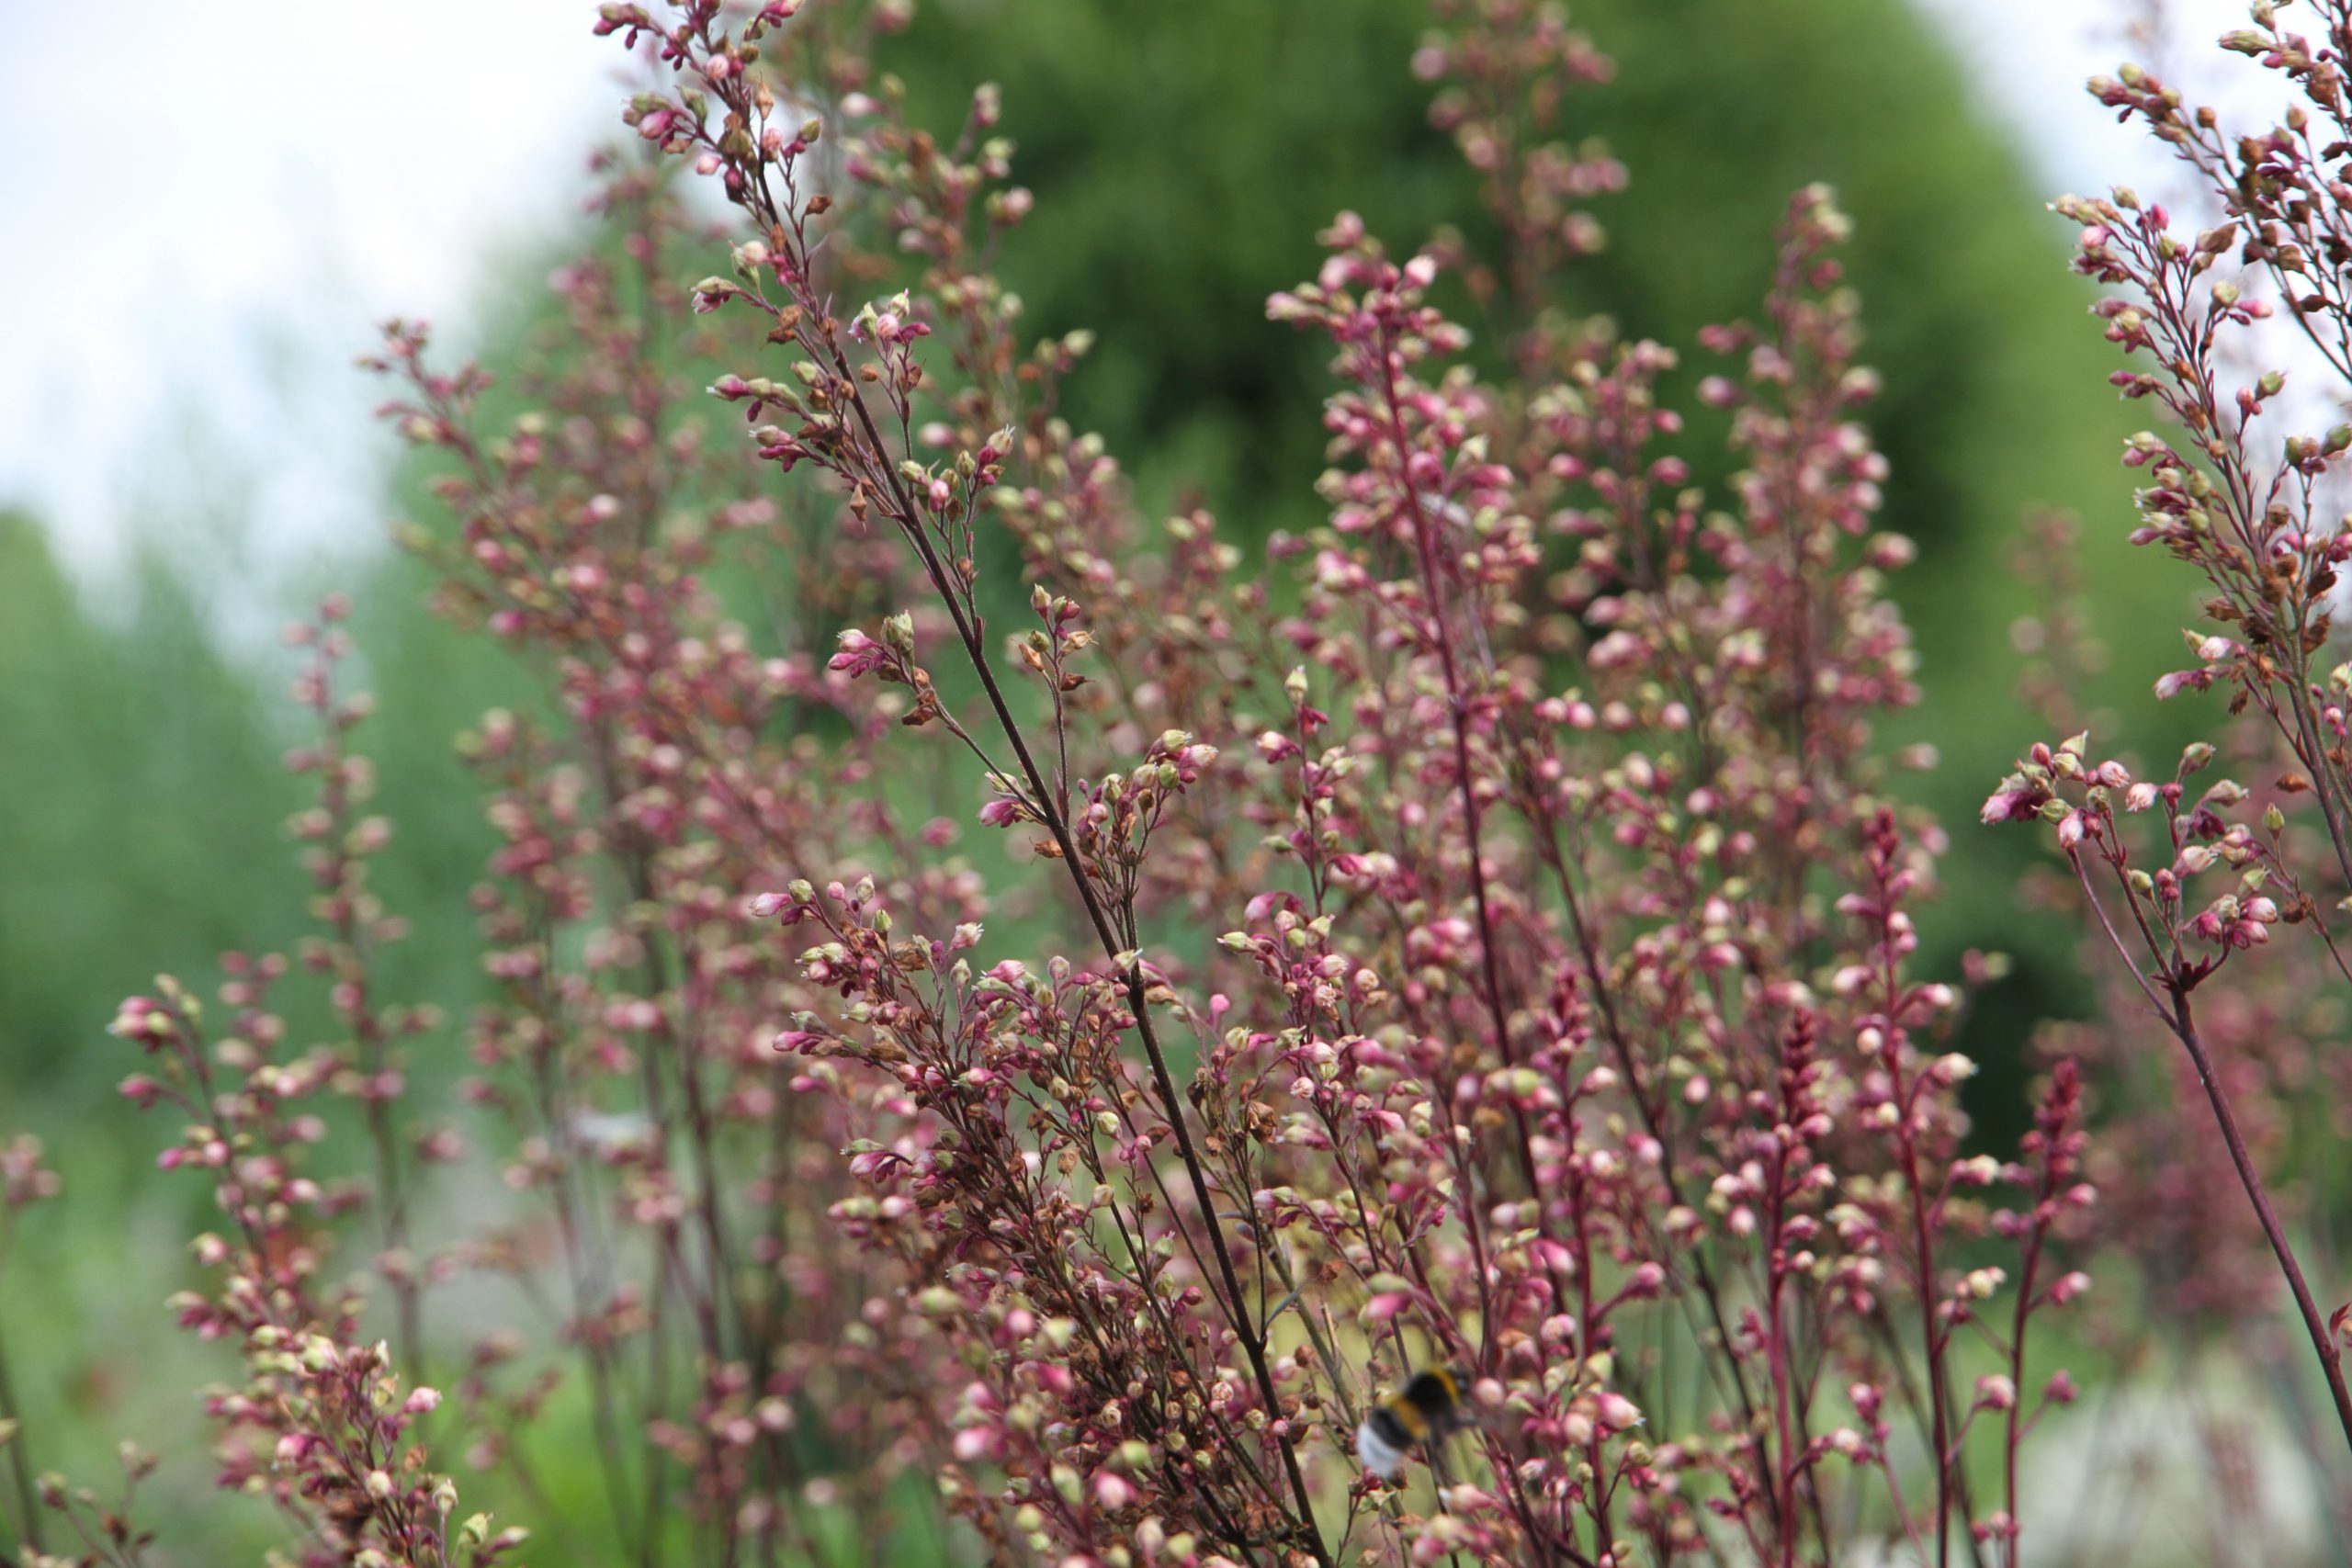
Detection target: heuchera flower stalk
<box><xmin>1987</xmin><ymin>0</ymin><xmax>2352</xmax><ymax>1466</ymax></box>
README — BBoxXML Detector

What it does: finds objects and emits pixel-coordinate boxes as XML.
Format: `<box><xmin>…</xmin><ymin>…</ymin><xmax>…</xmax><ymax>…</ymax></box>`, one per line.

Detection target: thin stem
<box><xmin>1871</xmin><ymin>851</ymin><xmax>1954</xmax><ymax>1568</ymax></box>
<box><xmin>0</xmin><ymin>1250</ymin><xmax>42</xmax><ymax>1556</ymax></box>
<box><xmin>1898</xmin><ymin>1106</ymin><xmax>1953</xmax><ymax>1568</ymax></box>
<box><xmin>2168</xmin><ymin>986</ymin><xmax>2352</xmax><ymax>1453</ymax></box>
<box><xmin>2000</xmin><ymin>1191</ymin><xmax>2046</xmax><ymax>1568</ymax></box>
<box><xmin>1529</xmin><ymin>801</ymin><xmax>1782</xmax><ymax>1526</ymax></box>
<box><xmin>2280</xmin><ymin>671</ymin><xmax>2352</xmax><ymax>894</ymax></box>
<box><xmin>823</xmin><ymin>336</ymin><xmax>1331</xmax><ymax>1566</ymax></box>
<box><xmin>2069</xmin><ymin>850</ymin><xmax>2352</xmax><ymax>1455</ymax></box>
<box><xmin>1374</xmin><ymin>330</ymin><xmax>1545</xmax><ymax>1208</ymax></box>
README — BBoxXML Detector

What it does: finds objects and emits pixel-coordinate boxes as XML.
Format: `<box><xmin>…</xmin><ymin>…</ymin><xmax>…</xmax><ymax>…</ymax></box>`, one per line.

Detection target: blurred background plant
<box><xmin>1</xmin><ymin>0</ymin><xmax>2341</xmax><ymax>1563</ymax></box>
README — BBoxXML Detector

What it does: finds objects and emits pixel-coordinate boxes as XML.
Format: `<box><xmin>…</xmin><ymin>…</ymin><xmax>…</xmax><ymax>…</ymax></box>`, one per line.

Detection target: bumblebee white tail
<box><xmin>1355</xmin><ymin>1415</ymin><xmax>1408</xmax><ymax>1480</ymax></box>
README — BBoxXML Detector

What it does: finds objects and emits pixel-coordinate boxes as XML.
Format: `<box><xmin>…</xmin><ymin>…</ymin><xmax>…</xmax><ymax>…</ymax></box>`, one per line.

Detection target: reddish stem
<box><xmin>2168</xmin><ymin>987</ymin><xmax>2352</xmax><ymax>1453</ymax></box>
<box><xmin>2070</xmin><ymin>850</ymin><xmax>2352</xmax><ymax>1457</ymax></box>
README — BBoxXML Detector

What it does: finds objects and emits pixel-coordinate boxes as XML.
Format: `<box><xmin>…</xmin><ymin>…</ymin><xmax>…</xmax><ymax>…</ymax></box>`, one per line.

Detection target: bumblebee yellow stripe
<box><xmin>1381</xmin><ymin>1393</ymin><xmax>1430</xmax><ymax>1441</ymax></box>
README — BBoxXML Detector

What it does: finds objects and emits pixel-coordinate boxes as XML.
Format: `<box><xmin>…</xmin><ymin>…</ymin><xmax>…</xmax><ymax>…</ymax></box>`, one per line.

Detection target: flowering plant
<box><xmin>0</xmin><ymin>2</ymin><xmax>2162</xmax><ymax>1565</ymax></box>
<box><xmin>1987</xmin><ymin>0</ymin><xmax>2352</xmax><ymax>1489</ymax></box>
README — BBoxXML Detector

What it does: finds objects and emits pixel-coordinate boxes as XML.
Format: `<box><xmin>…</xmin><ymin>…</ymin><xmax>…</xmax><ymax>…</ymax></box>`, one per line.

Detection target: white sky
<box><xmin>1918</xmin><ymin>0</ymin><xmax>2290</xmax><ymax>195</ymax></box>
<box><xmin>0</xmin><ymin>1</ymin><xmax>622</xmax><ymax>609</ymax></box>
<box><xmin>0</xmin><ymin>0</ymin><xmax>2294</xmax><ymax>626</ymax></box>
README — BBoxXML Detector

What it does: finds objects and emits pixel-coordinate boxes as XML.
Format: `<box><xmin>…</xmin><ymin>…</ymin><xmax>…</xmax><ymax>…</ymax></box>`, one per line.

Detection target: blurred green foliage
<box><xmin>0</xmin><ymin>0</ymin><xmax>2211</xmax><ymax>1550</ymax></box>
<box><xmin>0</xmin><ymin>520</ymin><xmax>514</xmax><ymax>1102</ymax></box>
<box><xmin>0</xmin><ymin>514</ymin><xmax>303</xmax><ymax>1083</ymax></box>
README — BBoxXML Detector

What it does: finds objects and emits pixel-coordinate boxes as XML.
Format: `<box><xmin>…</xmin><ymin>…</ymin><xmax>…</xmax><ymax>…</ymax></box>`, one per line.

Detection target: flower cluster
<box><xmin>0</xmin><ymin>3</ymin><xmax>2137</xmax><ymax>1566</ymax></box>
<box><xmin>577</xmin><ymin>4</ymin><xmax>2095</xmax><ymax>1563</ymax></box>
<box><xmin>1986</xmin><ymin>1</ymin><xmax>2352</xmax><ymax>1484</ymax></box>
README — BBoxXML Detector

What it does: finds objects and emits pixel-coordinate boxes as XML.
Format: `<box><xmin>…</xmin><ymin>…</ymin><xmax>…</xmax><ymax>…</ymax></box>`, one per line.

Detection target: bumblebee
<box><xmin>1355</xmin><ymin>1366</ymin><xmax>1470</xmax><ymax>1480</ymax></box>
